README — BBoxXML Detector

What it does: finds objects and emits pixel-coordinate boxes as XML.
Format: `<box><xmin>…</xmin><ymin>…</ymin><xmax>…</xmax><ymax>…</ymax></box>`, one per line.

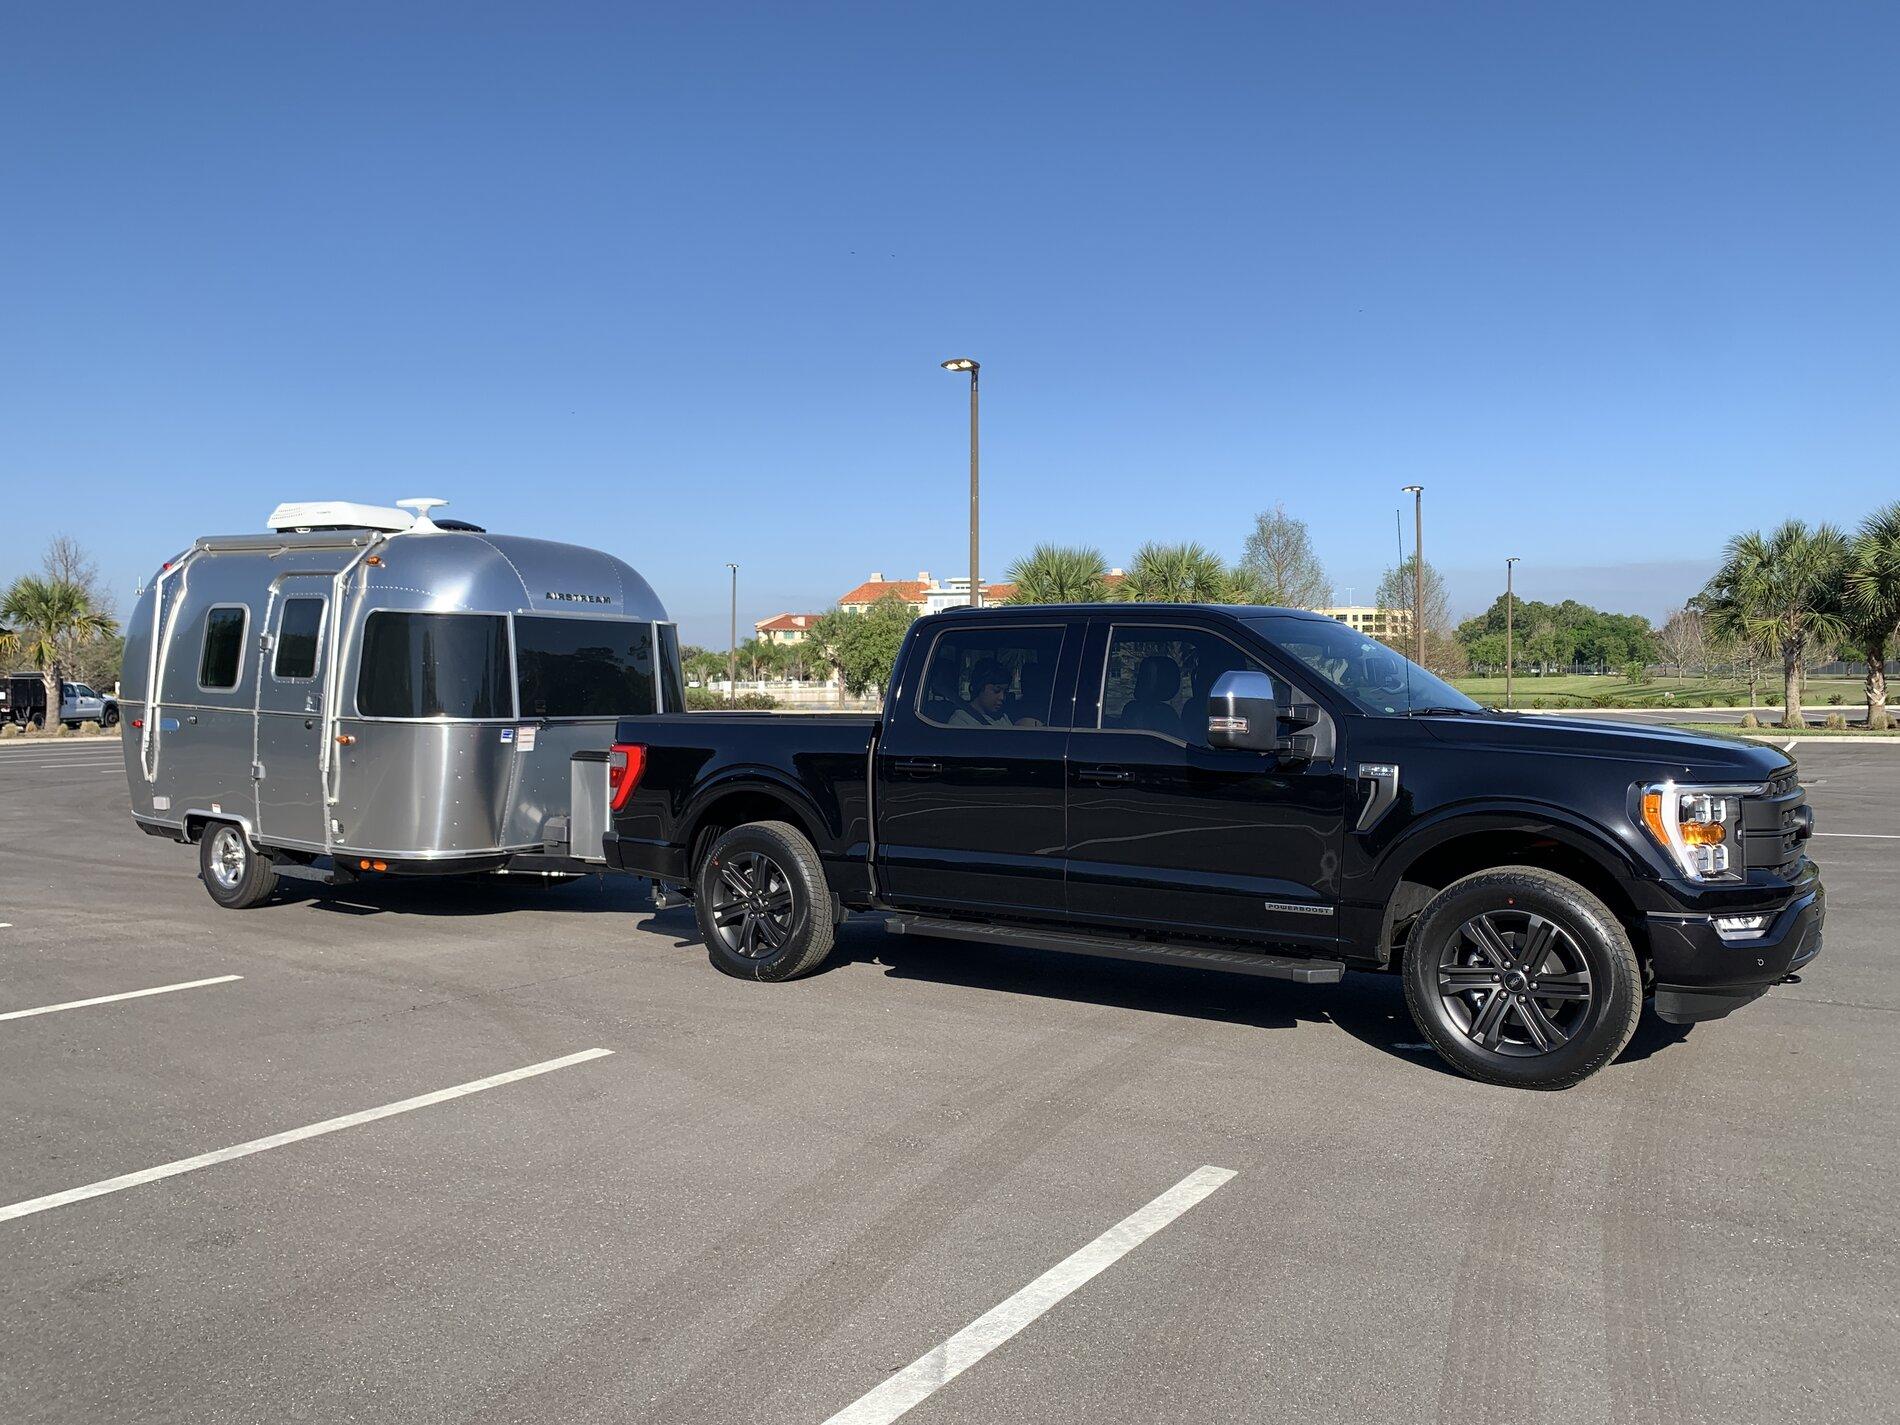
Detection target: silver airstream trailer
<box><xmin>121</xmin><ymin>498</ymin><xmax>683</xmax><ymax>907</ymax></box>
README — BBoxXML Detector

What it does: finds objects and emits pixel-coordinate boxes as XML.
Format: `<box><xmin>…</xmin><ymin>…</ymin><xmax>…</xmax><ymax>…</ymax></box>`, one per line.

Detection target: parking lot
<box><xmin>2</xmin><ymin>736</ymin><xmax>1895</xmax><ymax>1425</ymax></box>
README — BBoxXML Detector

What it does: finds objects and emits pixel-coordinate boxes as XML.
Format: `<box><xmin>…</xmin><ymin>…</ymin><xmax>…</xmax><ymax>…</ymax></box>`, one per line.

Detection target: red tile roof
<box><xmin>837</xmin><ymin>579</ymin><xmax>930</xmax><ymax>607</ymax></box>
<box><xmin>755</xmin><ymin>612</ymin><xmax>820</xmax><ymax>632</ymax></box>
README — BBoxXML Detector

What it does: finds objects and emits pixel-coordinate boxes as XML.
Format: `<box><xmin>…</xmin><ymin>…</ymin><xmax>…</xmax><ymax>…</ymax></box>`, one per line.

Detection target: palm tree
<box><xmin>1119</xmin><ymin>542</ymin><xmax>1247</xmax><ymax>603</ymax></box>
<box><xmin>1002</xmin><ymin>544</ymin><xmax>1111</xmax><ymax>604</ymax></box>
<box><xmin>0</xmin><ymin>575</ymin><xmax>117</xmax><ymax>729</ymax></box>
<box><xmin>1846</xmin><ymin>502</ymin><xmax>1900</xmax><ymax>730</ymax></box>
<box><xmin>1701</xmin><ymin>521</ymin><xmax>1850</xmax><ymax>729</ymax></box>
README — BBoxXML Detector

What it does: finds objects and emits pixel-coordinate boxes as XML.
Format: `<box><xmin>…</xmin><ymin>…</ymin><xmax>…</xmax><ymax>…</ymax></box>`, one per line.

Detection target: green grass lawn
<box><xmin>1450</xmin><ymin>674</ymin><xmax>1869</xmax><ymax>709</ymax></box>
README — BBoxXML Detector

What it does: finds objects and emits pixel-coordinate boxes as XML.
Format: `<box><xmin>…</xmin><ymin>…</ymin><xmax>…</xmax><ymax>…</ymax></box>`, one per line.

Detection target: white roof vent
<box><xmin>267</xmin><ymin>500</ymin><xmax>414</xmax><ymax>534</ymax></box>
<box><xmin>396</xmin><ymin>497</ymin><xmax>450</xmax><ymax>533</ymax></box>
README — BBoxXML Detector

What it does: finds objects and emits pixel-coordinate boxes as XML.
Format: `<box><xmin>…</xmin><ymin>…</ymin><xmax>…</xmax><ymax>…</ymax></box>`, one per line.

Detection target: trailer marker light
<box><xmin>608</xmin><ymin>743</ymin><xmax>647</xmax><ymax>811</ymax></box>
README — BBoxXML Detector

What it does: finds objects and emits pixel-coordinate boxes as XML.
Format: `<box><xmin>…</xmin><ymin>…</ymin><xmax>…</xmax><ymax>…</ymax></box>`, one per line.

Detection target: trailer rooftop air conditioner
<box><xmin>267</xmin><ymin>501</ymin><xmax>415</xmax><ymax>534</ymax></box>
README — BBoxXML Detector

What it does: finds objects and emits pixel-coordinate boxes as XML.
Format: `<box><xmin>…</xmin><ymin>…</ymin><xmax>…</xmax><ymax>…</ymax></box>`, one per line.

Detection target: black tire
<box><xmin>102</xmin><ymin>706</ymin><xmax>119</xmax><ymax>728</ymax></box>
<box><xmin>198</xmin><ymin>821</ymin><xmax>279</xmax><ymax>909</ymax></box>
<box><xmin>693</xmin><ymin>820</ymin><xmax>835</xmax><ymax>982</ymax></box>
<box><xmin>1401</xmin><ymin>867</ymin><xmax>1641</xmax><ymax>1090</ymax></box>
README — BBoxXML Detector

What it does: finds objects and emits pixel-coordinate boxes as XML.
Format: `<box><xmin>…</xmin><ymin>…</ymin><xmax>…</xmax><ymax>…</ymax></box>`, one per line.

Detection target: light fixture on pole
<box><xmin>725</xmin><ymin>562</ymin><xmax>739</xmax><ymax>707</ymax></box>
<box><xmin>941</xmin><ymin>358</ymin><xmax>981</xmax><ymax>608</ymax></box>
<box><xmin>1401</xmin><ymin>486</ymin><xmax>1424</xmax><ymax>666</ymax></box>
<box><xmin>1505</xmin><ymin>557</ymin><xmax>1521</xmax><ymax>709</ymax></box>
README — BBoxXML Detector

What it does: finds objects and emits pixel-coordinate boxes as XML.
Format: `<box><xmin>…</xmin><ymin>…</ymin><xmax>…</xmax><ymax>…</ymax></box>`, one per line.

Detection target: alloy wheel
<box><xmin>1434</xmin><ymin>910</ymin><xmax>1594</xmax><ymax>1057</ymax></box>
<box><xmin>708</xmin><ymin>850</ymin><xmax>796</xmax><ymax>959</ymax></box>
<box><xmin>209</xmin><ymin>827</ymin><xmax>247</xmax><ymax>890</ymax></box>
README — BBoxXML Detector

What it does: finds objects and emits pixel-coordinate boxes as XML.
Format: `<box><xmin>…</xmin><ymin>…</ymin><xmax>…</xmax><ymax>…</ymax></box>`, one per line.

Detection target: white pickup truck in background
<box><xmin>0</xmin><ymin>674</ymin><xmax>118</xmax><ymax>729</ymax></box>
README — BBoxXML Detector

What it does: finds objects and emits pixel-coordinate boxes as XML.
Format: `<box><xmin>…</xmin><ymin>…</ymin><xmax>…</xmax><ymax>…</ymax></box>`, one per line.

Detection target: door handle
<box><xmin>1076</xmin><ymin>766</ymin><xmax>1131</xmax><ymax>785</ymax></box>
<box><xmin>892</xmin><ymin>759</ymin><xmax>942</xmax><ymax>777</ymax></box>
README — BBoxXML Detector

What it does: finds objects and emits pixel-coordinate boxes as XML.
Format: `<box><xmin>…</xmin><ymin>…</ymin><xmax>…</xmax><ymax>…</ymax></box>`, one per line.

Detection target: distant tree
<box><xmin>810</xmin><ymin>595</ymin><xmax>917</xmax><ymax>698</ymax></box>
<box><xmin>1845</xmin><ymin>501</ymin><xmax>1900</xmax><ymax>729</ymax></box>
<box><xmin>1701</xmin><ymin>520</ymin><xmax>1851</xmax><ymax>728</ymax></box>
<box><xmin>1238</xmin><ymin>505</ymin><xmax>1331</xmax><ymax>609</ymax></box>
<box><xmin>1375</xmin><ymin>555</ymin><xmax>1450</xmax><ymax>638</ymax></box>
<box><xmin>1656</xmin><ymin>606</ymin><xmax>1708</xmax><ymax>679</ymax></box>
<box><xmin>1003</xmin><ymin>544</ymin><xmax>1112</xmax><ymax>604</ymax></box>
<box><xmin>0</xmin><ymin>575</ymin><xmax>117</xmax><ymax>727</ymax></box>
<box><xmin>1120</xmin><ymin>542</ymin><xmax>1259</xmax><ymax>603</ymax></box>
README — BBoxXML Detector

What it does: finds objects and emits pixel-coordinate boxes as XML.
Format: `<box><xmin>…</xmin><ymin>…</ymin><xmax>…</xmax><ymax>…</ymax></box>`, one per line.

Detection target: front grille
<box><xmin>1743</xmin><ymin>772</ymin><xmax>1807</xmax><ymax>878</ymax></box>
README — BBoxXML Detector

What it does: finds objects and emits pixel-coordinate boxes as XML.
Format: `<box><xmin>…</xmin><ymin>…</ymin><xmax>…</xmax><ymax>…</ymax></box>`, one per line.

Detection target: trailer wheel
<box><xmin>199</xmin><ymin>822</ymin><xmax>279</xmax><ymax>909</ymax></box>
<box><xmin>694</xmin><ymin>820</ymin><xmax>834</xmax><ymax>982</ymax></box>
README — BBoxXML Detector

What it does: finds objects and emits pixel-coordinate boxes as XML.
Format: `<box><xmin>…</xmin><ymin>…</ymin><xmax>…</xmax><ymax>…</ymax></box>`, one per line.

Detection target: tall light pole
<box><xmin>1401</xmin><ymin>485</ymin><xmax>1424</xmax><ymax>665</ymax></box>
<box><xmin>725</xmin><ymin>562</ymin><xmax>738</xmax><ymax>706</ymax></box>
<box><xmin>941</xmin><ymin>358</ymin><xmax>980</xmax><ymax>607</ymax></box>
<box><xmin>1505</xmin><ymin>556</ymin><xmax>1520</xmax><ymax>708</ymax></box>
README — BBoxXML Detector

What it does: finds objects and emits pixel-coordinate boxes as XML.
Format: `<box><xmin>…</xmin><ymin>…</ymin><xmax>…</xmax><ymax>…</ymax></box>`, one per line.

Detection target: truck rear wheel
<box><xmin>199</xmin><ymin>822</ymin><xmax>279</xmax><ymax>909</ymax></box>
<box><xmin>1401</xmin><ymin>867</ymin><xmax>1640</xmax><ymax>1090</ymax></box>
<box><xmin>694</xmin><ymin>820</ymin><xmax>835</xmax><ymax>982</ymax></box>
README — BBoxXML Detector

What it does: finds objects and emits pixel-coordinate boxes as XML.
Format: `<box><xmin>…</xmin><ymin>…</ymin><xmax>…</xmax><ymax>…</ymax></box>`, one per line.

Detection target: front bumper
<box><xmin>1646</xmin><ymin>884</ymin><xmax>1824</xmax><ymax>1023</ymax></box>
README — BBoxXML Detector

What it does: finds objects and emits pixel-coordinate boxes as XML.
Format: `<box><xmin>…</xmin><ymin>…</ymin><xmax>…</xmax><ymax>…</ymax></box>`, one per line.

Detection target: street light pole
<box><xmin>1402</xmin><ymin>485</ymin><xmax>1424</xmax><ymax>665</ymax></box>
<box><xmin>941</xmin><ymin>358</ymin><xmax>981</xmax><ymax>607</ymax></box>
<box><xmin>1505</xmin><ymin>556</ymin><xmax>1520</xmax><ymax>708</ymax></box>
<box><xmin>725</xmin><ymin>561</ymin><xmax>738</xmax><ymax>707</ymax></box>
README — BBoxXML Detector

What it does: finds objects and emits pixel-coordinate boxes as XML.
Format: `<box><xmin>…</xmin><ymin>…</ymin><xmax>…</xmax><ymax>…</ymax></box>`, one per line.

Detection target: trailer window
<box><xmin>357</xmin><ymin>612</ymin><xmax>511</xmax><ymax>719</ymax></box>
<box><xmin>514</xmin><ymin>616</ymin><xmax>656</xmax><ymax>718</ymax></box>
<box><xmin>657</xmin><ymin>624</ymin><xmax>685</xmax><ymax>713</ymax></box>
<box><xmin>198</xmin><ymin>606</ymin><xmax>248</xmax><ymax>690</ymax></box>
<box><xmin>273</xmin><ymin>598</ymin><xmax>325</xmax><ymax>681</ymax></box>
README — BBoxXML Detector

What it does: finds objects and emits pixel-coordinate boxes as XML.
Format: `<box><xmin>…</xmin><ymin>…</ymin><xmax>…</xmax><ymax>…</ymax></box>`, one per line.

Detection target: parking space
<box><xmin>1</xmin><ymin>742</ymin><xmax>1895</xmax><ymax>1423</ymax></box>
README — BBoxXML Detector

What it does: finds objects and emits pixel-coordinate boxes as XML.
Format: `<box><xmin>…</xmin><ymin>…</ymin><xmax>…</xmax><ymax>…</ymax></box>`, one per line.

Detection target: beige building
<box><xmin>754</xmin><ymin>613</ymin><xmax>821</xmax><ymax>645</ymax></box>
<box><xmin>1319</xmin><ymin>604</ymin><xmax>1413</xmax><ymax>640</ymax></box>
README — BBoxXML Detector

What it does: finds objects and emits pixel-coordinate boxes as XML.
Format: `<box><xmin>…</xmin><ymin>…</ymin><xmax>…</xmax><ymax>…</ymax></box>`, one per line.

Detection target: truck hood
<box><xmin>1416</xmin><ymin>713</ymin><xmax>1793</xmax><ymax>783</ymax></box>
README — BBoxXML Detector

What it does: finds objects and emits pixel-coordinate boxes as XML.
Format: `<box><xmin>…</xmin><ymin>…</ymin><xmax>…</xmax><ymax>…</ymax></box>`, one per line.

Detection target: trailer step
<box><xmin>884</xmin><ymin>915</ymin><xmax>1345</xmax><ymax>984</ymax></box>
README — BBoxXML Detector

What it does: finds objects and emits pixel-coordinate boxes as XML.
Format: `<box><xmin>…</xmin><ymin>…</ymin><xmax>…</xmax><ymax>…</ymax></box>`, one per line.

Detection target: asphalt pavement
<box><xmin>1</xmin><ymin>734</ymin><xmax>1894</xmax><ymax>1424</ymax></box>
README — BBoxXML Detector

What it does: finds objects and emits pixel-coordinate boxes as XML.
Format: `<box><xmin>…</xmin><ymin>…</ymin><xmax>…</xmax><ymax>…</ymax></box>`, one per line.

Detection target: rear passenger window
<box><xmin>1101</xmin><ymin>626</ymin><xmax>1268</xmax><ymax>745</ymax></box>
<box><xmin>198</xmin><ymin>606</ymin><xmax>248</xmax><ymax>690</ymax></box>
<box><xmin>273</xmin><ymin>598</ymin><xmax>325</xmax><ymax>681</ymax></box>
<box><xmin>916</xmin><ymin>625</ymin><xmax>1066</xmax><ymax>728</ymax></box>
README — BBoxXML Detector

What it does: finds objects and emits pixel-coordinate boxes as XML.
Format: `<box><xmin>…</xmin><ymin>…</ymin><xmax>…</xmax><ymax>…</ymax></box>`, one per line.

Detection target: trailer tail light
<box><xmin>608</xmin><ymin>743</ymin><xmax>647</xmax><ymax>811</ymax></box>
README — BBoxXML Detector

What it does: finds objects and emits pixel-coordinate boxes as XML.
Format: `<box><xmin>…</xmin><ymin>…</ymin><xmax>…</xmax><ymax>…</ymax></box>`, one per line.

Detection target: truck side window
<box><xmin>274</xmin><ymin>598</ymin><xmax>326</xmax><ymax>681</ymax></box>
<box><xmin>1101</xmin><ymin>626</ymin><xmax>1271</xmax><ymax>746</ymax></box>
<box><xmin>916</xmin><ymin>625</ymin><xmax>1066</xmax><ymax>729</ymax></box>
<box><xmin>198</xmin><ymin>606</ymin><xmax>248</xmax><ymax>690</ymax></box>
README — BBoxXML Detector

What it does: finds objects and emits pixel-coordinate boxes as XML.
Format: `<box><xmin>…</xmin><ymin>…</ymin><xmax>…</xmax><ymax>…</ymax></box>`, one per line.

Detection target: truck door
<box><xmin>1064</xmin><ymin>619</ymin><xmax>1352</xmax><ymax>949</ymax></box>
<box><xmin>255</xmin><ymin>583</ymin><xmax>331</xmax><ymax>849</ymax></box>
<box><xmin>873</xmin><ymin>617</ymin><xmax>1082</xmax><ymax>920</ymax></box>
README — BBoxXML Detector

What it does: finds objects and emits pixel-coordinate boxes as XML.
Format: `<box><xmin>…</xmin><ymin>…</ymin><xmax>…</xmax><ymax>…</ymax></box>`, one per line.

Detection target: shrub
<box><xmin>42</xmin><ymin>721</ymin><xmax>65</xmax><ymax>738</ymax></box>
<box><xmin>79</xmin><ymin>720</ymin><xmax>101</xmax><ymax>735</ymax></box>
<box><xmin>1828</xmin><ymin>693</ymin><xmax>1844</xmax><ymax>705</ymax></box>
<box><xmin>0</xmin><ymin>723</ymin><xmax>18</xmax><ymax>739</ymax></box>
<box><xmin>1740</xmin><ymin>712</ymin><xmax>1760</xmax><ymax>728</ymax></box>
<box><xmin>1824</xmin><ymin>713</ymin><xmax>1847</xmax><ymax>730</ymax></box>
<box><xmin>685</xmin><ymin>687</ymin><xmax>778</xmax><ymax>711</ymax></box>
<box><xmin>1530</xmin><ymin>697</ymin><xmax>1547</xmax><ymax>709</ymax></box>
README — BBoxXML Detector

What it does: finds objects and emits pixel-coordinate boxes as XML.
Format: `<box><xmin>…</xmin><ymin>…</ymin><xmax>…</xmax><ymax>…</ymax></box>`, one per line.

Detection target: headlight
<box><xmin>1639</xmin><ymin>783</ymin><xmax>1744</xmax><ymax>880</ymax></box>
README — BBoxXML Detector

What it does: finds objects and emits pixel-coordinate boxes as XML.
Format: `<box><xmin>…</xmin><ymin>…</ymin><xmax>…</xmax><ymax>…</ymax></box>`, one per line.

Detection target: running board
<box><xmin>884</xmin><ymin>915</ymin><xmax>1345</xmax><ymax>984</ymax></box>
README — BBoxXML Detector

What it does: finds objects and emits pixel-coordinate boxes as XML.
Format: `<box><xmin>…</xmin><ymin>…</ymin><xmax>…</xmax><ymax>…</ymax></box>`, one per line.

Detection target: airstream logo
<box><xmin>545</xmin><ymin>590</ymin><xmax>611</xmax><ymax>604</ymax></box>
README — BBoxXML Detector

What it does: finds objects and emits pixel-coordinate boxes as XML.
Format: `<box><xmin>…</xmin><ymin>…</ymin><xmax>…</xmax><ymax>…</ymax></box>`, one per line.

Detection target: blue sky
<box><xmin>2</xmin><ymin>2</ymin><xmax>1894</xmax><ymax>646</ymax></box>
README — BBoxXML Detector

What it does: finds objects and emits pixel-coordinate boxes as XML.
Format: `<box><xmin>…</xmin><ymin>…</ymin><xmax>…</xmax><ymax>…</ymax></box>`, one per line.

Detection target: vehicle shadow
<box><xmin>274</xmin><ymin>872</ymin><xmax>660</xmax><ymax>917</ymax></box>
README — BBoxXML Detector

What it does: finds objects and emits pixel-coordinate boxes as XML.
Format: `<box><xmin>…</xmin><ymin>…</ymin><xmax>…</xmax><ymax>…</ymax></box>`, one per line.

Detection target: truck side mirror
<box><xmin>1206</xmin><ymin>670</ymin><xmax>1282</xmax><ymax>753</ymax></box>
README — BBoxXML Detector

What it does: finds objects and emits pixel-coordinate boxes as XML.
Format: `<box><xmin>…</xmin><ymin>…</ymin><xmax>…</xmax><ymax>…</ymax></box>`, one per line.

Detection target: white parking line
<box><xmin>1813</xmin><ymin>832</ymin><xmax>1900</xmax><ymax>840</ymax></box>
<box><xmin>0</xmin><ymin>1048</ymin><xmax>615</xmax><ymax>1224</ymax></box>
<box><xmin>819</xmin><ymin>1164</ymin><xmax>1236</xmax><ymax>1425</ymax></box>
<box><xmin>0</xmin><ymin>974</ymin><xmax>243</xmax><ymax>1023</ymax></box>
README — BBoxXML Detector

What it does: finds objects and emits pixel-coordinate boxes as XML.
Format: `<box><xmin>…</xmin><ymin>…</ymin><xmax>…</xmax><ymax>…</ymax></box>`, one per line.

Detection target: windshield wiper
<box><xmin>1403</xmin><ymin>706</ymin><xmax>1488</xmax><ymax>717</ymax></box>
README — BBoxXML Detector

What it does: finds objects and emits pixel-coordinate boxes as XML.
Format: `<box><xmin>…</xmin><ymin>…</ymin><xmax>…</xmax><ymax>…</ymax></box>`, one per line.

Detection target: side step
<box><xmin>884</xmin><ymin>914</ymin><xmax>1345</xmax><ymax>984</ymax></box>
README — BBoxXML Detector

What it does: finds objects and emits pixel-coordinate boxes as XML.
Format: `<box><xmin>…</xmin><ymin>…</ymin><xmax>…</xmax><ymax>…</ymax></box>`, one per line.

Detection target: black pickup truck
<box><xmin>605</xmin><ymin>603</ymin><xmax>1823</xmax><ymax>1089</ymax></box>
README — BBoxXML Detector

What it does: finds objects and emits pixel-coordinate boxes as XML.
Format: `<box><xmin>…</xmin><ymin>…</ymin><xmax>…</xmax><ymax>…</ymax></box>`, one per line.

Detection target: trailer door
<box><xmin>255</xmin><ymin>582</ymin><xmax>331</xmax><ymax>849</ymax></box>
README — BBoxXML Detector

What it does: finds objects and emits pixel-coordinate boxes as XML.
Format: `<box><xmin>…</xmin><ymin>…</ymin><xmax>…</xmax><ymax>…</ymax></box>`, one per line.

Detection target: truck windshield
<box><xmin>515</xmin><ymin>616</ymin><xmax>657</xmax><ymax>718</ymax></box>
<box><xmin>1245</xmin><ymin>615</ymin><xmax>1484</xmax><ymax>717</ymax></box>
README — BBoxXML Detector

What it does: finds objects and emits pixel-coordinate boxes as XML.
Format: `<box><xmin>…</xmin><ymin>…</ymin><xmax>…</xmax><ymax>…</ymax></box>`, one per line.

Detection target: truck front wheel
<box><xmin>1401</xmin><ymin>867</ymin><xmax>1641</xmax><ymax>1090</ymax></box>
<box><xmin>694</xmin><ymin>820</ymin><xmax>835</xmax><ymax>982</ymax></box>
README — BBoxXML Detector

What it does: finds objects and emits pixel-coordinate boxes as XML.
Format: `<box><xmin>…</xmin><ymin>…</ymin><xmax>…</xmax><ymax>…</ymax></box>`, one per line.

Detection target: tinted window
<box><xmin>657</xmin><ymin>623</ymin><xmax>686</xmax><ymax>713</ymax></box>
<box><xmin>515</xmin><ymin>616</ymin><xmax>656</xmax><ymax>718</ymax></box>
<box><xmin>357</xmin><ymin>612</ymin><xmax>510</xmax><ymax>718</ymax></box>
<box><xmin>1101</xmin><ymin>626</ymin><xmax>1267</xmax><ymax>745</ymax></box>
<box><xmin>274</xmin><ymin>598</ymin><xmax>325</xmax><ymax>680</ymax></box>
<box><xmin>198</xmin><ymin>606</ymin><xmax>247</xmax><ymax>690</ymax></box>
<box><xmin>1245</xmin><ymin>614</ymin><xmax>1481</xmax><ymax>716</ymax></box>
<box><xmin>916</xmin><ymin>624</ymin><xmax>1066</xmax><ymax>728</ymax></box>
